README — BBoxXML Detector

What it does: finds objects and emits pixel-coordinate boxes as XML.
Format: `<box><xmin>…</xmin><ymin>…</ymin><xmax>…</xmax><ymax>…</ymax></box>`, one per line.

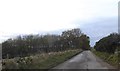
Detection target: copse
<box><xmin>2</xmin><ymin>28</ymin><xmax>90</xmax><ymax>59</ymax></box>
<box><xmin>57</xmin><ymin>28</ymin><xmax>90</xmax><ymax>50</ymax></box>
<box><xmin>61</xmin><ymin>28</ymin><xmax>82</xmax><ymax>49</ymax></box>
<box><xmin>94</xmin><ymin>33</ymin><xmax>119</xmax><ymax>54</ymax></box>
<box><xmin>79</xmin><ymin>34</ymin><xmax>90</xmax><ymax>50</ymax></box>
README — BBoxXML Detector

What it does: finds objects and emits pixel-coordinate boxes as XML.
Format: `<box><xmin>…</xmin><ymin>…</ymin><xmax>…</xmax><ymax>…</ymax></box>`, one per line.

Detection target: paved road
<box><xmin>53</xmin><ymin>51</ymin><xmax>116</xmax><ymax>69</ymax></box>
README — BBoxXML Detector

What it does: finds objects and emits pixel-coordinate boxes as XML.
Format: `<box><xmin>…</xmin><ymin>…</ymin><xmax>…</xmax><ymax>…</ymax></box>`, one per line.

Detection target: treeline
<box><xmin>94</xmin><ymin>33</ymin><xmax>120</xmax><ymax>54</ymax></box>
<box><xmin>2</xmin><ymin>28</ymin><xmax>90</xmax><ymax>59</ymax></box>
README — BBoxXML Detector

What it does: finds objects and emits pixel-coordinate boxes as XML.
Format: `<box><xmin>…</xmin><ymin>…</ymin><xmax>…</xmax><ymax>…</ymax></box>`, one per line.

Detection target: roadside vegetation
<box><xmin>92</xmin><ymin>33</ymin><xmax>120</xmax><ymax>68</ymax></box>
<box><xmin>2</xmin><ymin>28</ymin><xmax>90</xmax><ymax>69</ymax></box>
<box><xmin>2</xmin><ymin>28</ymin><xmax>90</xmax><ymax>59</ymax></box>
<box><xmin>92</xmin><ymin>49</ymin><xmax>118</xmax><ymax>68</ymax></box>
<box><xmin>2</xmin><ymin>49</ymin><xmax>82</xmax><ymax>69</ymax></box>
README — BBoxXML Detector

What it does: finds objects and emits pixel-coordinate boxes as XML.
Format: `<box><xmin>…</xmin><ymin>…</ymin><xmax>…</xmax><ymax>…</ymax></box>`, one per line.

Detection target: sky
<box><xmin>0</xmin><ymin>0</ymin><xmax>119</xmax><ymax>46</ymax></box>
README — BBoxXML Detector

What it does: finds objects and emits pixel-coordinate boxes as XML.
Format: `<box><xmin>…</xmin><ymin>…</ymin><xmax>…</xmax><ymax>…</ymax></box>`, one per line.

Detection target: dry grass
<box><xmin>2</xmin><ymin>49</ymin><xmax>82</xmax><ymax>69</ymax></box>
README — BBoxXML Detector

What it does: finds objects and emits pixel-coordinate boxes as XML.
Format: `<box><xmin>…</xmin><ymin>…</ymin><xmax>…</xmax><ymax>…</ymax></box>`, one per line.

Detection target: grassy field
<box><xmin>2</xmin><ymin>49</ymin><xmax>82</xmax><ymax>69</ymax></box>
<box><xmin>92</xmin><ymin>50</ymin><xmax>119</xmax><ymax>68</ymax></box>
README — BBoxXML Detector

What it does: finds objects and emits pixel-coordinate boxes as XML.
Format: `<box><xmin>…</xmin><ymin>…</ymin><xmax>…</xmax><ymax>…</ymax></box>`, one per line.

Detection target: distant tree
<box><xmin>61</xmin><ymin>28</ymin><xmax>90</xmax><ymax>50</ymax></box>
<box><xmin>79</xmin><ymin>34</ymin><xmax>90</xmax><ymax>50</ymax></box>
<box><xmin>61</xmin><ymin>28</ymin><xmax>82</xmax><ymax>49</ymax></box>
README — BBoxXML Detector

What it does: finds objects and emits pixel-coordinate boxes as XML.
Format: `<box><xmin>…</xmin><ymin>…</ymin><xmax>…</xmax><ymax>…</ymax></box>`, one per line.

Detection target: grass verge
<box><xmin>2</xmin><ymin>49</ymin><xmax>82</xmax><ymax>69</ymax></box>
<box><xmin>92</xmin><ymin>50</ymin><xmax>118</xmax><ymax>68</ymax></box>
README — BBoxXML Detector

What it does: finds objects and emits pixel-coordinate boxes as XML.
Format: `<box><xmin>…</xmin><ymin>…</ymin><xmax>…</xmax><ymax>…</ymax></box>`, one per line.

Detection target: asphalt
<box><xmin>52</xmin><ymin>50</ymin><xmax>116</xmax><ymax>70</ymax></box>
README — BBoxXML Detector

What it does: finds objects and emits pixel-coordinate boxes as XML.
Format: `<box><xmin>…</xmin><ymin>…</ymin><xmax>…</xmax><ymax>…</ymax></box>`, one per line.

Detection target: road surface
<box><xmin>53</xmin><ymin>51</ymin><xmax>116</xmax><ymax>69</ymax></box>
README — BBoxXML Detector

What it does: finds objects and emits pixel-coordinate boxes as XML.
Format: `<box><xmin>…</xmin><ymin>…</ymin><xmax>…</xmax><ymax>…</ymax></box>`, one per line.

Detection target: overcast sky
<box><xmin>0</xmin><ymin>0</ymin><xmax>119</xmax><ymax>46</ymax></box>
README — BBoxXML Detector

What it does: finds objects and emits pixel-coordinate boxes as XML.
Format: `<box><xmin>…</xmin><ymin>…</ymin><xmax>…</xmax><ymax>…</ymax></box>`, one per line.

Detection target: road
<box><xmin>53</xmin><ymin>51</ymin><xmax>116</xmax><ymax>69</ymax></box>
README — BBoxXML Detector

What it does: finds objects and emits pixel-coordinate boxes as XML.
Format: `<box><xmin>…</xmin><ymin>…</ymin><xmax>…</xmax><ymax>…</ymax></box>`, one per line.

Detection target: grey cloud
<box><xmin>79</xmin><ymin>17</ymin><xmax>118</xmax><ymax>46</ymax></box>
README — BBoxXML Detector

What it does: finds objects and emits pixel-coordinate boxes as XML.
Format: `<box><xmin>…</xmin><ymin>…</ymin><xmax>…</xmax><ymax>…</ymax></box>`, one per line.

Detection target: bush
<box><xmin>2</xmin><ymin>59</ymin><xmax>19</xmax><ymax>69</ymax></box>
